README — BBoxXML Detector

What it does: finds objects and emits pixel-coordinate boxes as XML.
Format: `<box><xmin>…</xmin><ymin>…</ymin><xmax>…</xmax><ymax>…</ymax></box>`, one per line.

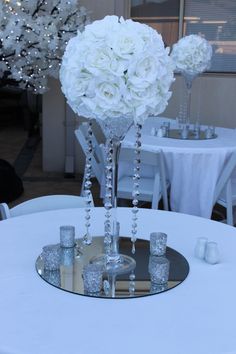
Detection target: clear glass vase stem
<box><xmin>107</xmin><ymin>139</ymin><xmax>121</xmax><ymax>263</ymax></box>
<box><xmin>186</xmin><ymin>86</ymin><xmax>192</xmax><ymax>126</ymax></box>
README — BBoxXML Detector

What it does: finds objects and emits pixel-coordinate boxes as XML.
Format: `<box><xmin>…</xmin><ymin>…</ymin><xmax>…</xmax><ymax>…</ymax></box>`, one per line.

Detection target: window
<box><xmin>130</xmin><ymin>0</ymin><xmax>180</xmax><ymax>47</ymax></box>
<box><xmin>130</xmin><ymin>0</ymin><xmax>236</xmax><ymax>73</ymax></box>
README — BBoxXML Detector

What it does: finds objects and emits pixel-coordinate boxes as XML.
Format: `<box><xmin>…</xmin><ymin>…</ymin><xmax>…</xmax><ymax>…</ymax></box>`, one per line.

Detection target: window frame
<box><xmin>127</xmin><ymin>0</ymin><xmax>236</xmax><ymax>75</ymax></box>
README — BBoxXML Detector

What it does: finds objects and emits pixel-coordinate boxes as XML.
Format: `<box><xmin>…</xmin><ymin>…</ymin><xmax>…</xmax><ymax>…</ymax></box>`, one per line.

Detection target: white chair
<box><xmin>117</xmin><ymin>147</ymin><xmax>169</xmax><ymax>210</ymax></box>
<box><xmin>213</xmin><ymin>151</ymin><xmax>236</xmax><ymax>225</ymax></box>
<box><xmin>75</xmin><ymin>122</ymin><xmax>105</xmax><ymax>196</ymax></box>
<box><xmin>0</xmin><ymin>194</ymin><xmax>93</xmax><ymax>220</ymax></box>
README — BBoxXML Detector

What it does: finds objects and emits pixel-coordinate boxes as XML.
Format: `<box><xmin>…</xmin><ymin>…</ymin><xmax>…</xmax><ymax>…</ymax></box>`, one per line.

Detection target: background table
<box><xmin>0</xmin><ymin>207</ymin><xmax>236</xmax><ymax>354</ymax></box>
<box><xmin>122</xmin><ymin>117</ymin><xmax>236</xmax><ymax>218</ymax></box>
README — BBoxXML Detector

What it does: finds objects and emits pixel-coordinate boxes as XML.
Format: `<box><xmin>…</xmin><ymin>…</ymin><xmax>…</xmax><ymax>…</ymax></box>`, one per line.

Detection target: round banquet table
<box><xmin>122</xmin><ymin>117</ymin><xmax>236</xmax><ymax>218</ymax></box>
<box><xmin>0</xmin><ymin>207</ymin><xmax>236</xmax><ymax>354</ymax></box>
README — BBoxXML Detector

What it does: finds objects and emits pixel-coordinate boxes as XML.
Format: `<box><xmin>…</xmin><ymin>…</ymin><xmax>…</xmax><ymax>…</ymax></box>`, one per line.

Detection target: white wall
<box><xmin>42</xmin><ymin>0</ymin><xmax>236</xmax><ymax>173</ymax></box>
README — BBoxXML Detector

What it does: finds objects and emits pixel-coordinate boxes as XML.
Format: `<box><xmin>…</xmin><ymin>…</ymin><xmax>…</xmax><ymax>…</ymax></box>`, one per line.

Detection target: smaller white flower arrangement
<box><xmin>171</xmin><ymin>34</ymin><xmax>212</xmax><ymax>75</ymax></box>
<box><xmin>60</xmin><ymin>15</ymin><xmax>174</xmax><ymax>126</ymax></box>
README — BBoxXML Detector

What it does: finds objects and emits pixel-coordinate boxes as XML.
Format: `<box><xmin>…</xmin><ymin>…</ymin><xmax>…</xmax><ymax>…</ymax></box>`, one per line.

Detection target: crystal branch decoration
<box><xmin>131</xmin><ymin>124</ymin><xmax>142</xmax><ymax>254</ymax></box>
<box><xmin>104</xmin><ymin>138</ymin><xmax>113</xmax><ymax>253</ymax></box>
<box><xmin>83</xmin><ymin>121</ymin><xmax>93</xmax><ymax>245</ymax></box>
<box><xmin>0</xmin><ymin>0</ymin><xmax>89</xmax><ymax>93</ymax></box>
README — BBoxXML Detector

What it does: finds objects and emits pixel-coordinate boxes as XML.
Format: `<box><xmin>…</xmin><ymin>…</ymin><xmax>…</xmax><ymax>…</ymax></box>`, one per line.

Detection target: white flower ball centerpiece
<box><xmin>60</xmin><ymin>15</ymin><xmax>174</xmax><ymax>136</ymax></box>
<box><xmin>60</xmin><ymin>15</ymin><xmax>174</xmax><ymax>274</ymax></box>
<box><xmin>171</xmin><ymin>34</ymin><xmax>212</xmax><ymax>76</ymax></box>
<box><xmin>171</xmin><ymin>34</ymin><xmax>212</xmax><ymax>125</ymax></box>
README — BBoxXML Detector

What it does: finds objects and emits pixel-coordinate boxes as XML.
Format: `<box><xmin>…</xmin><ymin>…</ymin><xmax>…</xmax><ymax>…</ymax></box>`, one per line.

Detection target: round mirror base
<box><xmin>36</xmin><ymin>236</ymin><xmax>190</xmax><ymax>299</ymax></box>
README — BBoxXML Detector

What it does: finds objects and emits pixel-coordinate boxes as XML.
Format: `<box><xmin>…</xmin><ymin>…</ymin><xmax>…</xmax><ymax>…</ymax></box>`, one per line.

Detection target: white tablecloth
<box><xmin>122</xmin><ymin>117</ymin><xmax>236</xmax><ymax>218</ymax></box>
<box><xmin>0</xmin><ymin>207</ymin><xmax>236</xmax><ymax>354</ymax></box>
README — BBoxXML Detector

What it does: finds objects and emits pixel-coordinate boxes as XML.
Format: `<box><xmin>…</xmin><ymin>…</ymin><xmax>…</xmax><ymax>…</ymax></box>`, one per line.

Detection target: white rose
<box><xmin>127</xmin><ymin>54</ymin><xmax>163</xmax><ymax>88</ymax></box>
<box><xmin>84</xmin><ymin>46</ymin><xmax>127</xmax><ymax>76</ymax></box>
<box><xmin>83</xmin><ymin>15</ymin><xmax>120</xmax><ymax>43</ymax></box>
<box><xmin>94</xmin><ymin>76</ymin><xmax>125</xmax><ymax>109</ymax></box>
<box><xmin>108</xmin><ymin>27</ymin><xmax>144</xmax><ymax>59</ymax></box>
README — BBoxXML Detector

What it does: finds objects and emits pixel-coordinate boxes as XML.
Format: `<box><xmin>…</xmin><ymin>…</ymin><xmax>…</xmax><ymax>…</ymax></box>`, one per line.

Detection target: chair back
<box><xmin>213</xmin><ymin>151</ymin><xmax>236</xmax><ymax>205</ymax></box>
<box><xmin>75</xmin><ymin>122</ymin><xmax>104</xmax><ymax>185</ymax></box>
<box><xmin>118</xmin><ymin>147</ymin><xmax>168</xmax><ymax>209</ymax></box>
<box><xmin>0</xmin><ymin>194</ymin><xmax>92</xmax><ymax>220</ymax></box>
<box><xmin>119</xmin><ymin>147</ymin><xmax>165</xmax><ymax>176</ymax></box>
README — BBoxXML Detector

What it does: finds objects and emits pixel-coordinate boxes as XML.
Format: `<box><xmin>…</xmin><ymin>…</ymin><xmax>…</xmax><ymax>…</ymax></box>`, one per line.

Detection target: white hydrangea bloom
<box><xmin>60</xmin><ymin>15</ymin><xmax>174</xmax><ymax>125</ymax></box>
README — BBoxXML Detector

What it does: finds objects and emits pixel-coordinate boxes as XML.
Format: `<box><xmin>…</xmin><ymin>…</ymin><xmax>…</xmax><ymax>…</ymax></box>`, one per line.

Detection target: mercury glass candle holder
<box><xmin>181</xmin><ymin>124</ymin><xmax>189</xmax><ymax>139</ymax></box>
<box><xmin>44</xmin><ymin>269</ymin><xmax>61</xmax><ymax>287</ymax></box>
<box><xmin>148</xmin><ymin>256</ymin><xmax>170</xmax><ymax>285</ymax></box>
<box><xmin>82</xmin><ymin>263</ymin><xmax>104</xmax><ymax>294</ymax></box>
<box><xmin>42</xmin><ymin>244</ymin><xmax>61</xmax><ymax>271</ymax></box>
<box><xmin>150</xmin><ymin>232</ymin><xmax>167</xmax><ymax>256</ymax></box>
<box><xmin>60</xmin><ymin>225</ymin><xmax>75</xmax><ymax>248</ymax></box>
<box><xmin>150</xmin><ymin>281</ymin><xmax>168</xmax><ymax>294</ymax></box>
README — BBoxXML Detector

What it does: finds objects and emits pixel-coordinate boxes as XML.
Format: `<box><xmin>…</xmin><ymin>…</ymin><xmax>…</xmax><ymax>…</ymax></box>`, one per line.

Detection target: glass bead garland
<box><xmin>129</xmin><ymin>271</ymin><xmax>136</xmax><ymax>296</ymax></box>
<box><xmin>83</xmin><ymin>121</ymin><xmax>93</xmax><ymax>245</ymax></box>
<box><xmin>104</xmin><ymin>138</ymin><xmax>113</xmax><ymax>253</ymax></box>
<box><xmin>131</xmin><ymin>124</ymin><xmax>142</xmax><ymax>254</ymax></box>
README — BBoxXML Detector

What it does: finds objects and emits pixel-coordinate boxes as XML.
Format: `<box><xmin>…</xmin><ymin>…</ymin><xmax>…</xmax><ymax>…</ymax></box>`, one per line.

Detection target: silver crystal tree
<box><xmin>0</xmin><ymin>0</ymin><xmax>89</xmax><ymax>93</ymax></box>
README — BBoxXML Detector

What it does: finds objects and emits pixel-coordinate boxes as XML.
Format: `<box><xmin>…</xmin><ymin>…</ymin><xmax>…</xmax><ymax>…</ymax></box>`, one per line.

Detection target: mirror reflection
<box><xmin>36</xmin><ymin>237</ymin><xmax>189</xmax><ymax>299</ymax></box>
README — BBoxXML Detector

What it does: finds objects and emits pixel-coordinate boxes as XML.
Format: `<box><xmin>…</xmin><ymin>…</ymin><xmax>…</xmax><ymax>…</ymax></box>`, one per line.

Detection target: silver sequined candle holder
<box><xmin>150</xmin><ymin>232</ymin><xmax>167</xmax><ymax>256</ymax></box>
<box><xmin>44</xmin><ymin>270</ymin><xmax>61</xmax><ymax>287</ymax></box>
<box><xmin>148</xmin><ymin>256</ymin><xmax>170</xmax><ymax>285</ymax></box>
<box><xmin>42</xmin><ymin>244</ymin><xmax>61</xmax><ymax>271</ymax></box>
<box><xmin>82</xmin><ymin>263</ymin><xmax>104</xmax><ymax>294</ymax></box>
<box><xmin>150</xmin><ymin>282</ymin><xmax>168</xmax><ymax>294</ymax></box>
<box><xmin>60</xmin><ymin>225</ymin><xmax>75</xmax><ymax>248</ymax></box>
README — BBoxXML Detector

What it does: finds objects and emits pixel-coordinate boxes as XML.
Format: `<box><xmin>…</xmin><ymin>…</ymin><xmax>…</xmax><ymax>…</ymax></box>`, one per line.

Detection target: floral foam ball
<box><xmin>60</xmin><ymin>15</ymin><xmax>175</xmax><ymax>126</ymax></box>
<box><xmin>171</xmin><ymin>34</ymin><xmax>212</xmax><ymax>75</ymax></box>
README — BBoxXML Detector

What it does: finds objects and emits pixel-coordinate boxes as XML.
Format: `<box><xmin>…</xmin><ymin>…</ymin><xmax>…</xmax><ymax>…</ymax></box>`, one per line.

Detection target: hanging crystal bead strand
<box><xmin>83</xmin><ymin>121</ymin><xmax>93</xmax><ymax>245</ymax></box>
<box><xmin>131</xmin><ymin>124</ymin><xmax>142</xmax><ymax>254</ymax></box>
<box><xmin>104</xmin><ymin>138</ymin><xmax>113</xmax><ymax>254</ymax></box>
<box><xmin>129</xmin><ymin>271</ymin><xmax>136</xmax><ymax>296</ymax></box>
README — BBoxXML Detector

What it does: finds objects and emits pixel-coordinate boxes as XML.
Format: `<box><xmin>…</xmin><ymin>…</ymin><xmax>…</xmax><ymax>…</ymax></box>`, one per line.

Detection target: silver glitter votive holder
<box><xmin>148</xmin><ymin>256</ymin><xmax>170</xmax><ymax>285</ymax></box>
<box><xmin>44</xmin><ymin>269</ymin><xmax>61</xmax><ymax>287</ymax></box>
<box><xmin>150</xmin><ymin>282</ymin><xmax>168</xmax><ymax>294</ymax></box>
<box><xmin>150</xmin><ymin>232</ymin><xmax>167</xmax><ymax>256</ymax></box>
<box><xmin>42</xmin><ymin>244</ymin><xmax>61</xmax><ymax>271</ymax></box>
<box><xmin>60</xmin><ymin>225</ymin><xmax>75</xmax><ymax>248</ymax></box>
<box><xmin>82</xmin><ymin>263</ymin><xmax>104</xmax><ymax>294</ymax></box>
